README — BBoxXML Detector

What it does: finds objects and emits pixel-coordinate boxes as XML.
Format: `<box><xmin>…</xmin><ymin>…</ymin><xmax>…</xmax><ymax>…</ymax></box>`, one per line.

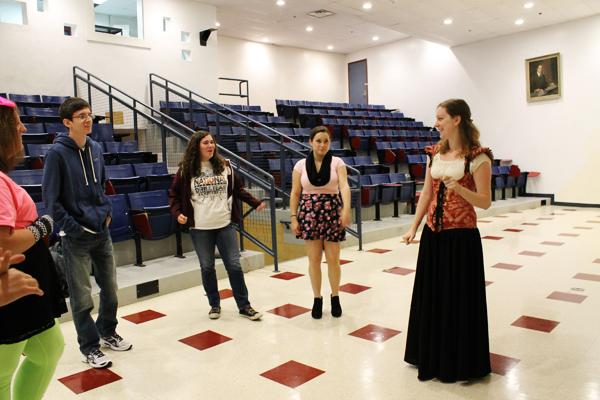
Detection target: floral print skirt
<box><xmin>296</xmin><ymin>193</ymin><xmax>346</xmax><ymax>242</ymax></box>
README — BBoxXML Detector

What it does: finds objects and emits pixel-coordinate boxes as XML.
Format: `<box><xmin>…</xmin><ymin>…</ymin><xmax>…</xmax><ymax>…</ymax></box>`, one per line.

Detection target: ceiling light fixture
<box><xmin>443</xmin><ymin>18</ymin><xmax>453</xmax><ymax>25</ymax></box>
<box><xmin>262</xmin><ymin>37</ymin><xmax>269</xmax><ymax>43</ymax></box>
<box><xmin>524</xmin><ymin>2</ymin><xmax>534</xmax><ymax>9</ymax></box>
<box><xmin>515</xmin><ymin>18</ymin><xmax>524</xmax><ymax>25</ymax></box>
<box><xmin>276</xmin><ymin>0</ymin><xmax>285</xmax><ymax>6</ymax></box>
<box><xmin>327</xmin><ymin>45</ymin><xmax>334</xmax><ymax>50</ymax></box>
<box><xmin>372</xmin><ymin>36</ymin><xmax>379</xmax><ymax>41</ymax></box>
<box><xmin>362</xmin><ymin>2</ymin><xmax>372</xmax><ymax>10</ymax></box>
<box><xmin>215</xmin><ymin>22</ymin><xmax>220</xmax><ymax>27</ymax></box>
<box><xmin>306</xmin><ymin>26</ymin><xmax>313</xmax><ymax>32</ymax></box>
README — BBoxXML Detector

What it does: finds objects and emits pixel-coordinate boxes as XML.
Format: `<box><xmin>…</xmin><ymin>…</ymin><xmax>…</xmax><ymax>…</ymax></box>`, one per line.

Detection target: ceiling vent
<box><xmin>307</xmin><ymin>9</ymin><xmax>336</xmax><ymax>18</ymax></box>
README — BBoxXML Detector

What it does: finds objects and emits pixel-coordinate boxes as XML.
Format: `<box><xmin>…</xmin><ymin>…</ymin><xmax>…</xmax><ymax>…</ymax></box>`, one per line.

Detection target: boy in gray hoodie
<box><xmin>43</xmin><ymin>98</ymin><xmax>132</xmax><ymax>369</ymax></box>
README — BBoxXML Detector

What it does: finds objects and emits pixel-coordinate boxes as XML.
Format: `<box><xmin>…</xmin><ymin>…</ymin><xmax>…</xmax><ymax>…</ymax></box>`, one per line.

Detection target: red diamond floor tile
<box><xmin>594</xmin><ymin>259</ymin><xmax>600</xmax><ymax>264</ymax></box>
<box><xmin>367</xmin><ymin>248</ymin><xmax>392</xmax><ymax>254</ymax></box>
<box><xmin>383</xmin><ymin>266</ymin><xmax>415</xmax><ymax>275</ymax></box>
<box><xmin>122</xmin><ymin>309</ymin><xmax>166</xmax><ymax>324</ymax></box>
<box><xmin>504</xmin><ymin>228</ymin><xmax>523</xmax><ymax>232</ymax></box>
<box><xmin>483</xmin><ymin>236</ymin><xmax>503</xmax><ymax>240</ymax></box>
<box><xmin>179</xmin><ymin>330</ymin><xmax>232</xmax><ymax>351</ymax></box>
<box><xmin>547</xmin><ymin>291</ymin><xmax>587</xmax><ymax>303</ymax></box>
<box><xmin>219</xmin><ymin>288</ymin><xmax>233</xmax><ymax>300</ymax></box>
<box><xmin>563</xmin><ymin>209</ymin><xmax>577</xmax><ymax>211</ymax></box>
<box><xmin>271</xmin><ymin>271</ymin><xmax>305</xmax><ymax>280</ymax></box>
<box><xmin>348</xmin><ymin>324</ymin><xmax>401</xmax><ymax>343</ymax></box>
<box><xmin>511</xmin><ymin>315</ymin><xmax>560</xmax><ymax>333</ymax></box>
<box><xmin>324</xmin><ymin>259</ymin><xmax>353</xmax><ymax>265</ymax></box>
<box><xmin>559</xmin><ymin>233</ymin><xmax>580</xmax><ymax>237</ymax></box>
<box><xmin>519</xmin><ymin>251</ymin><xmax>545</xmax><ymax>257</ymax></box>
<box><xmin>339</xmin><ymin>283</ymin><xmax>371</xmax><ymax>294</ymax></box>
<box><xmin>574</xmin><ymin>226</ymin><xmax>593</xmax><ymax>230</ymax></box>
<box><xmin>260</xmin><ymin>360</ymin><xmax>325</xmax><ymax>388</ymax></box>
<box><xmin>58</xmin><ymin>368</ymin><xmax>122</xmax><ymax>394</ymax></box>
<box><xmin>493</xmin><ymin>215</ymin><xmax>509</xmax><ymax>218</ymax></box>
<box><xmin>491</xmin><ymin>263</ymin><xmax>523</xmax><ymax>271</ymax></box>
<box><xmin>573</xmin><ymin>273</ymin><xmax>600</xmax><ymax>282</ymax></box>
<box><xmin>540</xmin><ymin>241</ymin><xmax>564</xmax><ymax>246</ymax></box>
<box><xmin>267</xmin><ymin>303</ymin><xmax>311</xmax><ymax>318</ymax></box>
<box><xmin>586</xmin><ymin>220</ymin><xmax>600</xmax><ymax>224</ymax></box>
<box><xmin>522</xmin><ymin>223</ymin><xmax>539</xmax><ymax>226</ymax></box>
<box><xmin>478</xmin><ymin>220</ymin><xmax>492</xmax><ymax>223</ymax></box>
<box><xmin>490</xmin><ymin>353</ymin><xmax>521</xmax><ymax>376</ymax></box>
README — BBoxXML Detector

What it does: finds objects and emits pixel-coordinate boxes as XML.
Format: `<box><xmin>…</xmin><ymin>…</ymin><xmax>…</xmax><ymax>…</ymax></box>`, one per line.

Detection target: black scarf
<box><xmin>306</xmin><ymin>150</ymin><xmax>332</xmax><ymax>187</ymax></box>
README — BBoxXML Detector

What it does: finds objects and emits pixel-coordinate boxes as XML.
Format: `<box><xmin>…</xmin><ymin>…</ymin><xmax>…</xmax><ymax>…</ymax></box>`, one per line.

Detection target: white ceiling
<box><xmin>199</xmin><ymin>0</ymin><xmax>600</xmax><ymax>53</ymax></box>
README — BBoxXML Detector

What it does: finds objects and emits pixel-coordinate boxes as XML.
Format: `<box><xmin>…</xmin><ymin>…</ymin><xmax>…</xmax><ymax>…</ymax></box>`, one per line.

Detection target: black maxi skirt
<box><xmin>404</xmin><ymin>225</ymin><xmax>491</xmax><ymax>382</ymax></box>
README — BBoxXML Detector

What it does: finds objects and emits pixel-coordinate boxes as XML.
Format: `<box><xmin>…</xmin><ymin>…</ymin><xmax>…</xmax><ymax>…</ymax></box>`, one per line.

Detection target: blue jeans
<box><xmin>189</xmin><ymin>224</ymin><xmax>250</xmax><ymax>310</ymax></box>
<box><xmin>62</xmin><ymin>230</ymin><xmax>118</xmax><ymax>355</ymax></box>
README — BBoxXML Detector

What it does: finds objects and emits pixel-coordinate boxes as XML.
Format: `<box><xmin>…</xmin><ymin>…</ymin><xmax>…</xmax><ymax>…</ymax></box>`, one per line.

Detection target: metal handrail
<box><xmin>149</xmin><ymin>74</ymin><xmax>363</xmax><ymax>249</ymax></box>
<box><xmin>73</xmin><ymin>66</ymin><xmax>280</xmax><ymax>270</ymax></box>
<box><xmin>218</xmin><ymin>77</ymin><xmax>249</xmax><ymax>107</ymax></box>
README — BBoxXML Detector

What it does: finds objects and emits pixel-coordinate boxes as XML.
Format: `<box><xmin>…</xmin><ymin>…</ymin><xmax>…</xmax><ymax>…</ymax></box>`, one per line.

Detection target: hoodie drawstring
<box><xmin>79</xmin><ymin>150</ymin><xmax>89</xmax><ymax>186</ymax></box>
<box><xmin>88</xmin><ymin>146</ymin><xmax>98</xmax><ymax>183</ymax></box>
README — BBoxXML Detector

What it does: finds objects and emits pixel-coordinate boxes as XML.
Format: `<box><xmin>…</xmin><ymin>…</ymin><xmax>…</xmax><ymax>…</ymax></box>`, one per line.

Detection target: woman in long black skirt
<box><xmin>402</xmin><ymin>98</ymin><xmax>492</xmax><ymax>382</ymax></box>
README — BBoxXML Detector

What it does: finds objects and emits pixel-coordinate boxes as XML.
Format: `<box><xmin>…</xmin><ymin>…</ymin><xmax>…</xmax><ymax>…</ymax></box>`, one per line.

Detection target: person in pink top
<box><xmin>0</xmin><ymin>96</ymin><xmax>67</xmax><ymax>400</ymax></box>
<box><xmin>290</xmin><ymin>126</ymin><xmax>351</xmax><ymax>319</ymax></box>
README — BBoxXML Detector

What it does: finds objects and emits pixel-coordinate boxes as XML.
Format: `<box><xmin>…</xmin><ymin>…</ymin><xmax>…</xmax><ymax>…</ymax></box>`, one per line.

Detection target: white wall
<box><xmin>348</xmin><ymin>15</ymin><xmax>600</xmax><ymax>204</ymax></box>
<box><xmin>217</xmin><ymin>36</ymin><xmax>347</xmax><ymax>114</ymax></box>
<box><xmin>0</xmin><ymin>0</ymin><xmax>218</xmax><ymax>103</ymax></box>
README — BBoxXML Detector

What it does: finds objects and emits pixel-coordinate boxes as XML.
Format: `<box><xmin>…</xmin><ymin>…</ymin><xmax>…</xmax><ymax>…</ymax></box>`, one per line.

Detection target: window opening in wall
<box><xmin>0</xmin><ymin>0</ymin><xmax>28</xmax><ymax>25</ymax></box>
<box><xmin>181</xmin><ymin>31</ymin><xmax>190</xmax><ymax>43</ymax></box>
<box><xmin>93</xmin><ymin>0</ymin><xmax>143</xmax><ymax>39</ymax></box>
<box><xmin>181</xmin><ymin>49</ymin><xmax>191</xmax><ymax>62</ymax></box>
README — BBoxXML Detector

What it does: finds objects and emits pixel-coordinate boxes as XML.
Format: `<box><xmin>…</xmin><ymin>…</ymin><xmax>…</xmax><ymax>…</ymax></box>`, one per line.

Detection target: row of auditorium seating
<box><xmin>2</xmin><ymin>93</ymin><xmax>69</xmax><ymax>107</ymax></box>
<box><xmin>9</xmin><ymin>162</ymin><xmax>171</xmax><ymax>201</ymax></box>
<box><xmin>276</xmin><ymin>99</ymin><xmax>393</xmax><ymax>120</ymax></box>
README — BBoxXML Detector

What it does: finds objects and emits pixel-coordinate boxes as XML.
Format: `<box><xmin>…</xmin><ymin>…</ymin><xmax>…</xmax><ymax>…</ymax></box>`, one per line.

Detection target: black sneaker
<box><xmin>239</xmin><ymin>305</ymin><xmax>262</xmax><ymax>321</ymax></box>
<box><xmin>208</xmin><ymin>306</ymin><xmax>221</xmax><ymax>319</ymax></box>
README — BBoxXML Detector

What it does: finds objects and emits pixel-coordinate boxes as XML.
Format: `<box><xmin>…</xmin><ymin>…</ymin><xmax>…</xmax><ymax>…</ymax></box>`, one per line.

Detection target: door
<box><xmin>348</xmin><ymin>59</ymin><xmax>368</xmax><ymax>104</ymax></box>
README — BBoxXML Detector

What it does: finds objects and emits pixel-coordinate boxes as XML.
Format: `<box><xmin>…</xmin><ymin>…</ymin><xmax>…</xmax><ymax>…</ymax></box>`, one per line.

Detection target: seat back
<box><xmin>107</xmin><ymin>194</ymin><xmax>134</xmax><ymax>242</ymax></box>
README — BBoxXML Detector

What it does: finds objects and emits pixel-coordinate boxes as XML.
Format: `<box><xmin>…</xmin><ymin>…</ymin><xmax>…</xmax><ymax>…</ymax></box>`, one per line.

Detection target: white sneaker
<box><xmin>82</xmin><ymin>349</ymin><xmax>112</xmax><ymax>369</ymax></box>
<box><xmin>100</xmin><ymin>333</ymin><xmax>133</xmax><ymax>351</ymax></box>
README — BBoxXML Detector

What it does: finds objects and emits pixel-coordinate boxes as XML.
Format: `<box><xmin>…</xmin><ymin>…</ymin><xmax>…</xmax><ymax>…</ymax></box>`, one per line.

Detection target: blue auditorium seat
<box><xmin>133</xmin><ymin>162</ymin><xmax>174</xmax><ymax>191</ymax></box>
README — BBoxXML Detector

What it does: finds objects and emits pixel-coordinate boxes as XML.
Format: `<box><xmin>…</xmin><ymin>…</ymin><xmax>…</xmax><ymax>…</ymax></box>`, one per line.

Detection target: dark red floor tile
<box><xmin>122</xmin><ymin>309</ymin><xmax>166</xmax><ymax>324</ymax></box>
<box><xmin>339</xmin><ymin>283</ymin><xmax>371</xmax><ymax>294</ymax></box>
<box><xmin>522</xmin><ymin>222</ymin><xmax>539</xmax><ymax>226</ymax></box>
<box><xmin>271</xmin><ymin>271</ymin><xmax>305</xmax><ymax>280</ymax></box>
<box><xmin>511</xmin><ymin>315</ymin><xmax>559</xmax><ymax>333</ymax></box>
<box><xmin>586</xmin><ymin>220</ymin><xmax>600</xmax><ymax>224</ymax></box>
<box><xmin>348</xmin><ymin>324</ymin><xmax>401</xmax><ymax>343</ymax></box>
<box><xmin>179</xmin><ymin>330</ymin><xmax>232</xmax><ymax>351</ymax></box>
<box><xmin>491</xmin><ymin>262</ymin><xmax>523</xmax><ymax>271</ymax></box>
<box><xmin>574</xmin><ymin>226</ymin><xmax>593</xmax><ymax>230</ymax></box>
<box><xmin>503</xmin><ymin>228</ymin><xmax>523</xmax><ymax>232</ymax></box>
<box><xmin>267</xmin><ymin>303</ymin><xmax>310</xmax><ymax>318</ymax></box>
<box><xmin>540</xmin><ymin>241</ymin><xmax>564</xmax><ymax>246</ymax></box>
<box><xmin>574</xmin><ymin>273</ymin><xmax>600</xmax><ymax>282</ymax></box>
<box><xmin>478</xmin><ymin>220</ymin><xmax>492</xmax><ymax>223</ymax></box>
<box><xmin>59</xmin><ymin>368</ymin><xmax>122</xmax><ymax>394</ymax></box>
<box><xmin>594</xmin><ymin>259</ymin><xmax>600</xmax><ymax>264</ymax></box>
<box><xmin>367</xmin><ymin>248</ymin><xmax>391</xmax><ymax>254</ymax></box>
<box><xmin>563</xmin><ymin>208</ymin><xmax>577</xmax><ymax>211</ymax></box>
<box><xmin>260</xmin><ymin>360</ymin><xmax>325</xmax><ymax>388</ymax></box>
<box><xmin>537</xmin><ymin>217</ymin><xmax>554</xmax><ymax>220</ymax></box>
<box><xmin>483</xmin><ymin>236</ymin><xmax>503</xmax><ymax>240</ymax></box>
<box><xmin>547</xmin><ymin>291</ymin><xmax>587</xmax><ymax>303</ymax></box>
<box><xmin>383</xmin><ymin>266</ymin><xmax>415</xmax><ymax>275</ymax></box>
<box><xmin>324</xmin><ymin>259</ymin><xmax>353</xmax><ymax>265</ymax></box>
<box><xmin>219</xmin><ymin>288</ymin><xmax>233</xmax><ymax>299</ymax></box>
<box><xmin>485</xmin><ymin>281</ymin><xmax>493</xmax><ymax>286</ymax></box>
<box><xmin>559</xmin><ymin>233</ymin><xmax>579</xmax><ymax>237</ymax></box>
<box><xmin>493</xmin><ymin>215</ymin><xmax>509</xmax><ymax>218</ymax></box>
<box><xmin>490</xmin><ymin>353</ymin><xmax>520</xmax><ymax>376</ymax></box>
<box><xmin>519</xmin><ymin>250</ymin><xmax>545</xmax><ymax>257</ymax></box>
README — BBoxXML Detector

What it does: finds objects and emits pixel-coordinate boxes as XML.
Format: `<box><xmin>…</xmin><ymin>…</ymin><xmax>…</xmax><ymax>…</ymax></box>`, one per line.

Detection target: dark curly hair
<box><xmin>437</xmin><ymin>98</ymin><xmax>481</xmax><ymax>155</ymax></box>
<box><xmin>179</xmin><ymin>130</ymin><xmax>225</xmax><ymax>180</ymax></box>
<box><xmin>0</xmin><ymin>105</ymin><xmax>23</xmax><ymax>173</ymax></box>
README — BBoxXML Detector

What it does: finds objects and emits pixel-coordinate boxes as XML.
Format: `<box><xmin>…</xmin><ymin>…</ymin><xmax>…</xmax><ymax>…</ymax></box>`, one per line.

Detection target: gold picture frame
<box><xmin>526</xmin><ymin>53</ymin><xmax>561</xmax><ymax>102</ymax></box>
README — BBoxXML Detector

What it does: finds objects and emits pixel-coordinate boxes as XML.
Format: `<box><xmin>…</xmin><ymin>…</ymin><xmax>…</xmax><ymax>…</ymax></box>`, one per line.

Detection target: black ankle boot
<box><xmin>331</xmin><ymin>295</ymin><xmax>342</xmax><ymax>317</ymax></box>
<box><xmin>312</xmin><ymin>297</ymin><xmax>323</xmax><ymax>319</ymax></box>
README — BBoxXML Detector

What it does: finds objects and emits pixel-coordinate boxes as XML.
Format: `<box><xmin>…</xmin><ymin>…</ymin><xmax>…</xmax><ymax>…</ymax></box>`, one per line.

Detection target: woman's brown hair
<box><xmin>179</xmin><ymin>130</ymin><xmax>225</xmax><ymax>180</ymax></box>
<box><xmin>0</xmin><ymin>107</ymin><xmax>23</xmax><ymax>173</ymax></box>
<box><xmin>437</xmin><ymin>98</ymin><xmax>481</xmax><ymax>155</ymax></box>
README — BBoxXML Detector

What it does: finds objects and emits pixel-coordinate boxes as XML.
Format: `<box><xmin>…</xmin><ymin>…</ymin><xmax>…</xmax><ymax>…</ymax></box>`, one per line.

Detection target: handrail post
<box><xmin>270</xmin><ymin>184</ymin><xmax>279</xmax><ymax>272</ymax></box>
<box><xmin>108</xmin><ymin>86</ymin><xmax>114</xmax><ymax>133</ymax></box>
<box><xmin>87</xmin><ymin>73</ymin><xmax>92</xmax><ymax>107</ymax></box>
<box><xmin>161</xmin><ymin>125</ymin><xmax>167</xmax><ymax>165</ymax></box>
<box><xmin>133</xmin><ymin>99</ymin><xmax>139</xmax><ymax>142</ymax></box>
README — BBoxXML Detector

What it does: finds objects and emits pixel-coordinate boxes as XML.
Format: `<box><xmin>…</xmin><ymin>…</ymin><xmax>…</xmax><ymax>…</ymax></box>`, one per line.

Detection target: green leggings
<box><xmin>0</xmin><ymin>323</ymin><xmax>64</xmax><ymax>400</ymax></box>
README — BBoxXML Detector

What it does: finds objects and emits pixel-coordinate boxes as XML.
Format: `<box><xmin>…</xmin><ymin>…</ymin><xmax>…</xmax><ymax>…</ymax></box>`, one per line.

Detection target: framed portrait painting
<box><xmin>526</xmin><ymin>53</ymin><xmax>561</xmax><ymax>102</ymax></box>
